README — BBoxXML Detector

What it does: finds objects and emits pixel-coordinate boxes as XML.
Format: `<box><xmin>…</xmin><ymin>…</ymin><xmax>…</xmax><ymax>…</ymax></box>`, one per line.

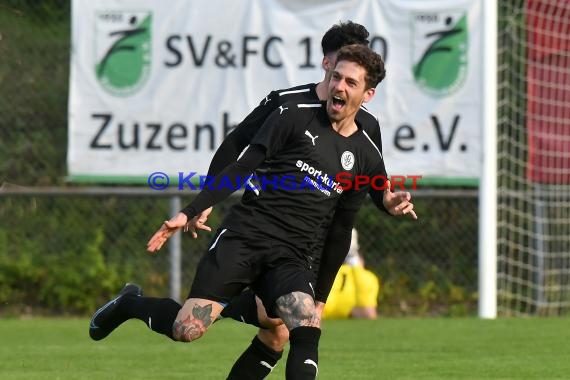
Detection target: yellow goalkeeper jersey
<box><xmin>322</xmin><ymin>264</ymin><xmax>380</xmax><ymax>319</ymax></box>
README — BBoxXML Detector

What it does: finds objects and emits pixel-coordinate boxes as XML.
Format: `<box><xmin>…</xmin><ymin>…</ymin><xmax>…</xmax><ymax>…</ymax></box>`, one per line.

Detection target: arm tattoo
<box><xmin>172</xmin><ymin>303</ymin><xmax>213</xmax><ymax>342</ymax></box>
<box><xmin>275</xmin><ymin>292</ymin><xmax>319</xmax><ymax>329</ymax></box>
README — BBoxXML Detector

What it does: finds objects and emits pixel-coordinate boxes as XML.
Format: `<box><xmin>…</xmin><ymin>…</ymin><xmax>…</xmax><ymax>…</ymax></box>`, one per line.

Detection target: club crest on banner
<box><xmin>411</xmin><ymin>11</ymin><xmax>468</xmax><ymax>97</ymax></box>
<box><xmin>94</xmin><ymin>11</ymin><xmax>152</xmax><ymax>97</ymax></box>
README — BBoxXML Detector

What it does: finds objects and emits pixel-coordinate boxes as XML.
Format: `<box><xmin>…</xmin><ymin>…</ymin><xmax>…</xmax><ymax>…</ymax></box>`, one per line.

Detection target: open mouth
<box><xmin>331</xmin><ymin>95</ymin><xmax>346</xmax><ymax>111</ymax></box>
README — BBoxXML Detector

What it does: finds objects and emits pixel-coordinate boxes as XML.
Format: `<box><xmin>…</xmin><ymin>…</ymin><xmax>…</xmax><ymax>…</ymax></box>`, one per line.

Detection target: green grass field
<box><xmin>0</xmin><ymin>317</ymin><xmax>569</xmax><ymax>379</ymax></box>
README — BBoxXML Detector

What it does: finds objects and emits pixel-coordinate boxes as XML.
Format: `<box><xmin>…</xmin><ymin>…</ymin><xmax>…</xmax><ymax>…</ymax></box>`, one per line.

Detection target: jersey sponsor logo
<box><xmin>296</xmin><ymin>160</ymin><xmax>343</xmax><ymax>195</ymax></box>
<box><xmin>304</xmin><ymin>130</ymin><xmax>319</xmax><ymax>146</ymax></box>
<box><xmin>95</xmin><ymin>10</ymin><xmax>152</xmax><ymax>97</ymax></box>
<box><xmin>278</xmin><ymin>105</ymin><xmax>288</xmax><ymax>115</ymax></box>
<box><xmin>341</xmin><ymin>151</ymin><xmax>355</xmax><ymax>170</ymax></box>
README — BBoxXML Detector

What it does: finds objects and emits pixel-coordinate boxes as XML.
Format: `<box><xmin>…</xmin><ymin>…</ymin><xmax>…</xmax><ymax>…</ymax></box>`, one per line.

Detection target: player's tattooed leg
<box><xmin>172</xmin><ymin>302</ymin><xmax>216</xmax><ymax>342</ymax></box>
<box><xmin>275</xmin><ymin>291</ymin><xmax>319</xmax><ymax>330</ymax></box>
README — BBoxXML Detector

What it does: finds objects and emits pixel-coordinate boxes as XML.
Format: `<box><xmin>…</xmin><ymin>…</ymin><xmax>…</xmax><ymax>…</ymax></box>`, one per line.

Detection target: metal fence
<box><xmin>0</xmin><ymin>186</ymin><xmax>479</xmax><ymax>316</ymax></box>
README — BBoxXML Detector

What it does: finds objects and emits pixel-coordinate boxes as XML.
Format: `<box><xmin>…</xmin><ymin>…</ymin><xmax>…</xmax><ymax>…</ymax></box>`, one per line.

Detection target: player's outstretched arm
<box><xmin>146</xmin><ymin>145</ymin><xmax>267</xmax><ymax>253</ymax></box>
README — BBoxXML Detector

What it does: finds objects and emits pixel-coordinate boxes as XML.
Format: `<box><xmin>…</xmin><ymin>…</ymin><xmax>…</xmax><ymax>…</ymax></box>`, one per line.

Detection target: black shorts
<box><xmin>189</xmin><ymin>228</ymin><xmax>315</xmax><ymax>318</ymax></box>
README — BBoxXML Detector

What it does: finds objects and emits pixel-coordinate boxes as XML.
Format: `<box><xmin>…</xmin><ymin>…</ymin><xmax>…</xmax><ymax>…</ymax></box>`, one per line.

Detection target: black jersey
<box><xmin>220</xmin><ymin>101</ymin><xmax>385</xmax><ymax>251</ymax></box>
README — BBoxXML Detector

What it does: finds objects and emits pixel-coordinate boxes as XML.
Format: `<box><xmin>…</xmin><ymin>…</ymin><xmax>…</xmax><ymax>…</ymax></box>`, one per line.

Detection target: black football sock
<box><xmin>120</xmin><ymin>296</ymin><xmax>181</xmax><ymax>340</ymax></box>
<box><xmin>286</xmin><ymin>326</ymin><xmax>321</xmax><ymax>380</ymax></box>
<box><xmin>226</xmin><ymin>335</ymin><xmax>283</xmax><ymax>380</ymax></box>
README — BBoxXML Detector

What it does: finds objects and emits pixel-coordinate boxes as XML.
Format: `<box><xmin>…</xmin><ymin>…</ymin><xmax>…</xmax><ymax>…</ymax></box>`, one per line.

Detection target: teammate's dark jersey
<box><xmin>220</xmin><ymin>101</ymin><xmax>384</xmax><ymax>251</ymax></box>
<box><xmin>207</xmin><ymin>83</ymin><xmax>389</xmax><ymax>212</ymax></box>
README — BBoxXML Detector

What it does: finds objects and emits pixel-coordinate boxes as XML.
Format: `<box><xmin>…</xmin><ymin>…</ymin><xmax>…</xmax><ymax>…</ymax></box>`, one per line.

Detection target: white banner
<box><xmin>68</xmin><ymin>0</ymin><xmax>481</xmax><ymax>185</ymax></box>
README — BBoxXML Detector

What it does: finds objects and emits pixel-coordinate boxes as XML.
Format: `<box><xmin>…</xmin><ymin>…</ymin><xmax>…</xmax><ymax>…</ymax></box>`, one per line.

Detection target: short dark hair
<box><xmin>335</xmin><ymin>44</ymin><xmax>386</xmax><ymax>88</ymax></box>
<box><xmin>321</xmin><ymin>21</ymin><xmax>369</xmax><ymax>56</ymax></box>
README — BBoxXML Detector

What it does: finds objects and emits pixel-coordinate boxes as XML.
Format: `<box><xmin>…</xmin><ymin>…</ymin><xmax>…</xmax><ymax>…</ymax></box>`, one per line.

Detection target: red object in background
<box><xmin>526</xmin><ymin>0</ymin><xmax>570</xmax><ymax>184</ymax></box>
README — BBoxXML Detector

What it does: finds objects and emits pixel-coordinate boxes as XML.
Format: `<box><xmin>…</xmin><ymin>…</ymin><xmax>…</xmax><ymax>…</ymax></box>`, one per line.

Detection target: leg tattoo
<box><xmin>173</xmin><ymin>303</ymin><xmax>214</xmax><ymax>342</ymax></box>
<box><xmin>275</xmin><ymin>292</ymin><xmax>319</xmax><ymax>330</ymax></box>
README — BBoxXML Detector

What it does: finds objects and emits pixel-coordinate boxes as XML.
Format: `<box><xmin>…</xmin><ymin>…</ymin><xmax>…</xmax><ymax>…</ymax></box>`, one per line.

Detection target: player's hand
<box><xmin>383</xmin><ymin>180</ymin><xmax>418</xmax><ymax>219</ymax></box>
<box><xmin>147</xmin><ymin>212</ymin><xmax>188</xmax><ymax>253</ymax></box>
<box><xmin>185</xmin><ymin>207</ymin><xmax>213</xmax><ymax>238</ymax></box>
<box><xmin>255</xmin><ymin>296</ymin><xmax>284</xmax><ymax>328</ymax></box>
